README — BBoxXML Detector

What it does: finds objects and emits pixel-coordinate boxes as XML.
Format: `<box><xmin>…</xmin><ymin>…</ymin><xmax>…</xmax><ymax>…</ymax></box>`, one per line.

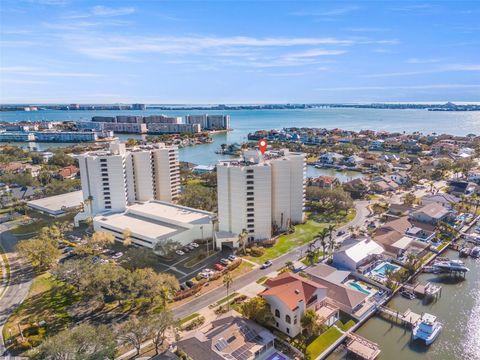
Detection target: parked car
<box><xmin>337</xmin><ymin>230</ymin><xmax>346</xmax><ymax>236</ymax></box>
<box><xmin>220</xmin><ymin>258</ymin><xmax>231</xmax><ymax>266</ymax></box>
<box><xmin>176</xmin><ymin>250</ymin><xmax>185</xmax><ymax>256</ymax></box>
<box><xmin>213</xmin><ymin>263</ymin><xmax>225</xmax><ymax>271</ymax></box>
<box><xmin>191</xmin><ymin>242</ymin><xmax>199</xmax><ymax>248</ymax></box>
<box><xmin>185</xmin><ymin>280</ymin><xmax>195</xmax><ymax>288</ymax></box>
<box><xmin>261</xmin><ymin>260</ymin><xmax>273</xmax><ymax>269</ymax></box>
<box><xmin>228</xmin><ymin>255</ymin><xmax>238</xmax><ymax>261</ymax></box>
<box><xmin>112</xmin><ymin>252</ymin><xmax>123</xmax><ymax>260</ymax></box>
<box><xmin>180</xmin><ymin>284</ymin><xmax>187</xmax><ymax>291</ymax></box>
<box><xmin>182</xmin><ymin>247</ymin><xmax>190</xmax><ymax>253</ymax></box>
<box><xmin>187</xmin><ymin>244</ymin><xmax>196</xmax><ymax>251</ymax></box>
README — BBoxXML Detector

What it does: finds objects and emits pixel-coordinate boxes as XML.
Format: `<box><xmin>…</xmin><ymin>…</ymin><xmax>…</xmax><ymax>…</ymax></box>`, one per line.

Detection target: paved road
<box><xmin>173</xmin><ymin>201</ymin><xmax>370</xmax><ymax>319</ymax></box>
<box><xmin>0</xmin><ymin>225</ymin><xmax>34</xmax><ymax>357</ymax></box>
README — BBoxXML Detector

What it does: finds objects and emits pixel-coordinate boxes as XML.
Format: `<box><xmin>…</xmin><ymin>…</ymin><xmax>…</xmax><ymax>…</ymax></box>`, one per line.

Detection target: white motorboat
<box><xmin>413</xmin><ymin>313</ymin><xmax>442</xmax><ymax>345</ymax></box>
<box><xmin>433</xmin><ymin>259</ymin><xmax>470</xmax><ymax>272</ymax></box>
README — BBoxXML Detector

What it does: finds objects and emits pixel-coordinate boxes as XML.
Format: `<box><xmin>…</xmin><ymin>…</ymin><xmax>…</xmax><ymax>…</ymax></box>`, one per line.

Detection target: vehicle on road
<box><xmin>261</xmin><ymin>260</ymin><xmax>273</xmax><ymax>269</ymax></box>
<box><xmin>182</xmin><ymin>247</ymin><xmax>191</xmax><ymax>253</ymax></box>
<box><xmin>213</xmin><ymin>263</ymin><xmax>225</xmax><ymax>271</ymax></box>
<box><xmin>176</xmin><ymin>250</ymin><xmax>185</xmax><ymax>256</ymax></box>
<box><xmin>337</xmin><ymin>230</ymin><xmax>346</xmax><ymax>236</ymax></box>
<box><xmin>187</xmin><ymin>244</ymin><xmax>196</xmax><ymax>250</ymax></box>
<box><xmin>220</xmin><ymin>258</ymin><xmax>231</xmax><ymax>266</ymax></box>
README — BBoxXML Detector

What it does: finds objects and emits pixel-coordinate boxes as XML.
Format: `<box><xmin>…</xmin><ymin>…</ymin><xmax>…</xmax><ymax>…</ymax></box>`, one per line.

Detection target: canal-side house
<box><xmin>309</xmin><ymin>176</ymin><xmax>340</xmax><ymax>189</ymax></box>
<box><xmin>421</xmin><ymin>193</ymin><xmax>461</xmax><ymax>210</ymax></box>
<box><xmin>373</xmin><ymin>230</ymin><xmax>430</xmax><ymax>259</ymax></box>
<box><xmin>332</xmin><ymin>238</ymin><xmax>384</xmax><ymax>273</ymax></box>
<box><xmin>304</xmin><ymin>264</ymin><xmax>374</xmax><ymax>320</ymax></box>
<box><xmin>376</xmin><ymin>216</ymin><xmax>436</xmax><ymax>242</ymax></box>
<box><xmin>319</xmin><ymin>152</ymin><xmax>344</xmax><ymax>165</ymax></box>
<box><xmin>410</xmin><ymin>203</ymin><xmax>453</xmax><ymax>225</ymax></box>
<box><xmin>176</xmin><ymin>312</ymin><xmax>282</xmax><ymax>360</ymax></box>
<box><xmin>390</xmin><ymin>171</ymin><xmax>410</xmax><ymax>185</ymax></box>
<box><xmin>260</xmin><ymin>272</ymin><xmax>338</xmax><ymax>337</ymax></box>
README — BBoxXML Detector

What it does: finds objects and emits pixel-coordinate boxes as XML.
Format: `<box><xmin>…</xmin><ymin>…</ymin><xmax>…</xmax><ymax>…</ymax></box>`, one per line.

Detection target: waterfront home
<box><xmin>176</xmin><ymin>312</ymin><xmax>283</xmax><ymax>360</ymax></box>
<box><xmin>304</xmin><ymin>264</ymin><xmax>374</xmax><ymax>320</ymax></box>
<box><xmin>332</xmin><ymin>238</ymin><xmax>384</xmax><ymax>273</ymax></box>
<box><xmin>370</xmin><ymin>177</ymin><xmax>399</xmax><ymax>193</ymax></box>
<box><xmin>343</xmin><ymin>178</ymin><xmax>369</xmax><ymax>199</ymax></box>
<box><xmin>319</xmin><ymin>152</ymin><xmax>344</xmax><ymax>164</ymax></box>
<box><xmin>431</xmin><ymin>141</ymin><xmax>458</xmax><ymax>155</ymax></box>
<box><xmin>344</xmin><ymin>155</ymin><xmax>364</xmax><ymax>167</ymax></box>
<box><xmin>309</xmin><ymin>175</ymin><xmax>340</xmax><ymax>189</ymax></box>
<box><xmin>260</xmin><ymin>272</ymin><xmax>338</xmax><ymax>337</ymax></box>
<box><xmin>377</xmin><ymin>216</ymin><xmax>436</xmax><ymax>242</ymax></box>
<box><xmin>421</xmin><ymin>193</ymin><xmax>461</xmax><ymax>210</ymax></box>
<box><xmin>410</xmin><ymin>203</ymin><xmax>452</xmax><ymax>225</ymax></box>
<box><xmin>374</xmin><ymin>231</ymin><xmax>430</xmax><ymax>259</ymax></box>
<box><xmin>369</xmin><ymin>139</ymin><xmax>384</xmax><ymax>151</ymax></box>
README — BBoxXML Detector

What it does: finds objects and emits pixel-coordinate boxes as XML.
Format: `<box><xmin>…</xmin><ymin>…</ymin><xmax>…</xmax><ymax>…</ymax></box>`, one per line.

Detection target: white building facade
<box><xmin>216</xmin><ymin>149</ymin><xmax>305</xmax><ymax>244</ymax></box>
<box><xmin>77</xmin><ymin>142</ymin><xmax>180</xmax><ymax>218</ymax></box>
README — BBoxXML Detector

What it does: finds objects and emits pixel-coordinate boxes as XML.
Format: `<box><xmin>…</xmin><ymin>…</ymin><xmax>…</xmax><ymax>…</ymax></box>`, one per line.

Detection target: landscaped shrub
<box><xmin>249</xmin><ymin>246</ymin><xmax>265</xmax><ymax>257</ymax></box>
<box><xmin>227</xmin><ymin>259</ymin><xmax>242</xmax><ymax>271</ymax></box>
<box><xmin>183</xmin><ymin>315</ymin><xmax>205</xmax><ymax>331</ymax></box>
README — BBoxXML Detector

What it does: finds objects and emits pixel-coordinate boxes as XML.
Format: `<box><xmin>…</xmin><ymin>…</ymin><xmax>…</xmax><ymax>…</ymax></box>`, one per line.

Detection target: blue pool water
<box><xmin>348</xmin><ymin>281</ymin><xmax>371</xmax><ymax>295</ymax></box>
<box><xmin>373</xmin><ymin>263</ymin><xmax>399</xmax><ymax>276</ymax></box>
<box><xmin>265</xmin><ymin>352</ymin><xmax>288</xmax><ymax>360</ymax></box>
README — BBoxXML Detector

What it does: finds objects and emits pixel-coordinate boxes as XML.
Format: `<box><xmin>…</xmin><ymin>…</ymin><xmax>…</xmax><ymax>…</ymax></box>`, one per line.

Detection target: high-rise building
<box><xmin>77</xmin><ymin>142</ymin><xmax>180</xmax><ymax>216</ymax></box>
<box><xmin>185</xmin><ymin>114</ymin><xmax>207</xmax><ymax>129</ymax></box>
<box><xmin>216</xmin><ymin>149</ymin><xmax>305</xmax><ymax>244</ymax></box>
<box><xmin>207</xmin><ymin>114</ymin><xmax>230</xmax><ymax>130</ymax></box>
<box><xmin>132</xmin><ymin>103</ymin><xmax>146</xmax><ymax>110</ymax></box>
<box><xmin>147</xmin><ymin>123</ymin><xmax>201</xmax><ymax>134</ymax></box>
<box><xmin>116</xmin><ymin>115</ymin><xmax>143</xmax><ymax>124</ymax></box>
<box><xmin>143</xmin><ymin>115</ymin><xmax>182</xmax><ymax>124</ymax></box>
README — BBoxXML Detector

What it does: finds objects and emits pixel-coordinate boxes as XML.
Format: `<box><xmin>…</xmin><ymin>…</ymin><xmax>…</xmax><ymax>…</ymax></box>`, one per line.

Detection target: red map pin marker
<box><xmin>258</xmin><ymin>139</ymin><xmax>267</xmax><ymax>155</ymax></box>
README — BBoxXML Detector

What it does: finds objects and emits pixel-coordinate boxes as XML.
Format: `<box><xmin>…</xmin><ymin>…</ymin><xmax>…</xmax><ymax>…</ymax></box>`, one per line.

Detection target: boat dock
<box><xmin>377</xmin><ymin>306</ymin><xmax>422</xmax><ymax>327</ymax></box>
<box><xmin>346</xmin><ymin>333</ymin><xmax>381</xmax><ymax>360</ymax></box>
<box><xmin>403</xmin><ymin>282</ymin><xmax>442</xmax><ymax>300</ymax></box>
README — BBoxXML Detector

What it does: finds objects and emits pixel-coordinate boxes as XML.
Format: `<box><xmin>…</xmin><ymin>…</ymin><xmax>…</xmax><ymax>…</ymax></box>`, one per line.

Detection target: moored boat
<box><xmin>401</xmin><ymin>290</ymin><xmax>416</xmax><ymax>299</ymax></box>
<box><xmin>433</xmin><ymin>259</ymin><xmax>469</xmax><ymax>272</ymax></box>
<box><xmin>412</xmin><ymin>313</ymin><xmax>442</xmax><ymax>345</ymax></box>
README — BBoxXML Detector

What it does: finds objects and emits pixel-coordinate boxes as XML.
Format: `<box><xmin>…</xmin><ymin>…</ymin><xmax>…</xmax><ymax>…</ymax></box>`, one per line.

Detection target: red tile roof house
<box><xmin>57</xmin><ymin>165</ymin><xmax>80</xmax><ymax>180</ymax></box>
<box><xmin>260</xmin><ymin>272</ymin><xmax>339</xmax><ymax>337</ymax></box>
<box><xmin>309</xmin><ymin>175</ymin><xmax>340</xmax><ymax>189</ymax></box>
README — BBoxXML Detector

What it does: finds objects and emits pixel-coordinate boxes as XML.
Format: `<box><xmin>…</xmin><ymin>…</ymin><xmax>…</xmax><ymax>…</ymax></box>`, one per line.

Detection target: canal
<box><xmin>328</xmin><ymin>248</ymin><xmax>480</xmax><ymax>360</ymax></box>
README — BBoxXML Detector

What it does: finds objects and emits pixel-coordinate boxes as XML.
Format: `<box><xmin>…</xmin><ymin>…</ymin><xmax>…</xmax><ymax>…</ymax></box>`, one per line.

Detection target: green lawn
<box><xmin>335</xmin><ymin>319</ymin><xmax>356</xmax><ymax>332</ymax></box>
<box><xmin>256</xmin><ymin>276</ymin><xmax>268</xmax><ymax>284</ymax></box>
<box><xmin>216</xmin><ymin>292</ymin><xmax>239</xmax><ymax>306</ymax></box>
<box><xmin>306</xmin><ymin>327</ymin><xmax>343</xmax><ymax>359</ymax></box>
<box><xmin>178</xmin><ymin>312</ymin><xmax>200</xmax><ymax>325</ymax></box>
<box><xmin>247</xmin><ymin>210</ymin><xmax>355</xmax><ymax>264</ymax></box>
<box><xmin>3</xmin><ymin>273</ymin><xmax>80</xmax><ymax>354</ymax></box>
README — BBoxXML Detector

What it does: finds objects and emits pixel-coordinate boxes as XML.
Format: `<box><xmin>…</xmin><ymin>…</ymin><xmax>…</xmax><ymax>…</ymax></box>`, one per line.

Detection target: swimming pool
<box><xmin>372</xmin><ymin>262</ymin><xmax>400</xmax><ymax>276</ymax></box>
<box><xmin>265</xmin><ymin>352</ymin><xmax>288</xmax><ymax>360</ymax></box>
<box><xmin>347</xmin><ymin>281</ymin><xmax>371</xmax><ymax>295</ymax></box>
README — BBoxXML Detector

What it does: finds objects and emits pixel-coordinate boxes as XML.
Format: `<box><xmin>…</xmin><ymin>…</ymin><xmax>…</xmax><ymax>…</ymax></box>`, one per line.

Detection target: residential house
<box><xmin>319</xmin><ymin>152</ymin><xmax>344</xmax><ymax>165</ymax></box>
<box><xmin>374</xmin><ymin>231</ymin><xmax>430</xmax><ymax>258</ymax></box>
<box><xmin>390</xmin><ymin>171</ymin><xmax>410</xmax><ymax>185</ymax></box>
<box><xmin>332</xmin><ymin>238</ymin><xmax>384</xmax><ymax>273</ymax></box>
<box><xmin>369</xmin><ymin>140</ymin><xmax>384</xmax><ymax>151</ymax></box>
<box><xmin>260</xmin><ymin>272</ymin><xmax>337</xmax><ymax>337</ymax></box>
<box><xmin>387</xmin><ymin>204</ymin><xmax>412</xmax><ymax>217</ymax></box>
<box><xmin>421</xmin><ymin>193</ymin><xmax>461</xmax><ymax>210</ymax></box>
<box><xmin>410</xmin><ymin>203</ymin><xmax>452</xmax><ymax>225</ymax></box>
<box><xmin>309</xmin><ymin>176</ymin><xmax>340</xmax><ymax>189</ymax></box>
<box><xmin>57</xmin><ymin>165</ymin><xmax>80</xmax><ymax>180</ymax></box>
<box><xmin>376</xmin><ymin>216</ymin><xmax>436</xmax><ymax>241</ymax></box>
<box><xmin>343</xmin><ymin>178</ymin><xmax>369</xmax><ymax>199</ymax></box>
<box><xmin>304</xmin><ymin>264</ymin><xmax>373</xmax><ymax>320</ymax></box>
<box><xmin>344</xmin><ymin>155</ymin><xmax>364</xmax><ymax>167</ymax></box>
<box><xmin>448</xmin><ymin>180</ymin><xmax>477</xmax><ymax>196</ymax></box>
<box><xmin>176</xmin><ymin>312</ymin><xmax>281</xmax><ymax>360</ymax></box>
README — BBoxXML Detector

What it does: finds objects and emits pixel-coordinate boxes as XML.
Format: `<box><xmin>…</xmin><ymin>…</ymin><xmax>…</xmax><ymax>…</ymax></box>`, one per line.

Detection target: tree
<box><xmin>300</xmin><ymin>309</ymin><xmax>323</xmax><ymax>337</ymax></box>
<box><xmin>119</xmin><ymin>316</ymin><xmax>153</xmax><ymax>356</ymax></box>
<box><xmin>149</xmin><ymin>311</ymin><xmax>177</xmax><ymax>355</ymax></box>
<box><xmin>306</xmin><ymin>187</ymin><xmax>354</xmax><ymax>214</ymax></box>
<box><xmin>33</xmin><ymin>323</ymin><xmax>116</xmax><ymax>360</ymax></box>
<box><xmin>123</xmin><ymin>247</ymin><xmax>161</xmax><ymax>270</ymax></box>
<box><xmin>49</xmin><ymin>150</ymin><xmax>75</xmax><ymax>167</ymax></box>
<box><xmin>52</xmin><ymin>257</ymin><xmax>93</xmax><ymax>291</ymax></box>
<box><xmin>90</xmin><ymin>231</ymin><xmax>115</xmax><ymax>249</ymax></box>
<box><xmin>284</xmin><ymin>261</ymin><xmax>294</xmax><ymax>271</ymax></box>
<box><xmin>131</xmin><ymin>268</ymin><xmax>179</xmax><ymax>305</ymax></box>
<box><xmin>402</xmin><ymin>192</ymin><xmax>416</xmax><ymax>206</ymax></box>
<box><xmin>238</xmin><ymin>228</ymin><xmax>248</xmax><ymax>255</ymax></box>
<box><xmin>223</xmin><ymin>273</ymin><xmax>233</xmax><ymax>311</ymax></box>
<box><xmin>326</xmin><ymin>224</ymin><xmax>336</xmax><ymax>257</ymax></box>
<box><xmin>241</xmin><ymin>297</ymin><xmax>274</xmax><ymax>327</ymax></box>
<box><xmin>316</xmin><ymin>228</ymin><xmax>330</xmax><ymax>260</ymax></box>
<box><xmin>16</xmin><ymin>238</ymin><xmax>60</xmax><ymax>271</ymax></box>
<box><xmin>154</xmin><ymin>239</ymin><xmax>182</xmax><ymax>257</ymax></box>
<box><xmin>178</xmin><ymin>183</ymin><xmax>217</xmax><ymax>212</ymax></box>
<box><xmin>123</xmin><ymin>228</ymin><xmax>132</xmax><ymax>247</ymax></box>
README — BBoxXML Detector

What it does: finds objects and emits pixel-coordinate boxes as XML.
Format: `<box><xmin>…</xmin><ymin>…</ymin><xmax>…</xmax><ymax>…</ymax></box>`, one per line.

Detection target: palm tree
<box><xmin>223</xmin><ymin>274</ymin><xmax>233</xmax><ymax>311</ymax></box>
<box><xmin>326</xmin><ymin>224</ymin><xmax>336</xmax><ymax>258</ymax></box>
<box><xmin>317</xmin><ymin>228</ymin><xmax>330</xmax><ymax>260</ymax></box>
<box><xmin>285</xmin><ymin>261</ymin><xmax>294</xmax><ymax>272</ymax></box>
<box><xmin>238</xmin><ymin>228</ymin><xmax>248</xmax><ymax>255</ymax></box>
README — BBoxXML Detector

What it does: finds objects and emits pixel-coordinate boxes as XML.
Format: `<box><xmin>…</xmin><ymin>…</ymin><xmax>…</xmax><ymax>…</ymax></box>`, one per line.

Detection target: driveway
<box><xmin>0</xmin><ymin>225</ymin><xmax>34</xmax><ymax>357</ymax></box>
<box><xmin>172</xmin><ymin>200</ymin><xmax>370</xmax><ymax>319</ymax></box>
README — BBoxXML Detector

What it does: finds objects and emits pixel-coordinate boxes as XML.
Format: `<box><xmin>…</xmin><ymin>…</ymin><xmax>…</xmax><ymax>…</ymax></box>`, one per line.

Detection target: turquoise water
<box><xmin>373</xmin><ymin>262</ymin><xmax>400</xmax><ymax>276</ymax></box>
<box><xmin>348</xmin><ymin>281</ymin><xmax>371</xmax><ymax>295</ymax></box>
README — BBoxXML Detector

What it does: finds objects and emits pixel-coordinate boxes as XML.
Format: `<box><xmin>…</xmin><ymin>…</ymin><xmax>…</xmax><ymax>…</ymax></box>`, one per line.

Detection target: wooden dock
<box><xmin>403</xmin><ymin>282</ymin><xmax>442</xmax><ymax>300</ymax></box>
<box><xmin>377</xmin><ymin>306</ymin><xmax>422</xmax><ymax>327</ymax></box>
<box><xmin>346</xmin><ymin>333</ymin><xmax>381</xmax><ymax>360</ymax></box>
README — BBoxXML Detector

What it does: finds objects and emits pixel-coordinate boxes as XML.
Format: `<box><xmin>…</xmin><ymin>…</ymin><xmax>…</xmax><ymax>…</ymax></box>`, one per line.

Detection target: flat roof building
<box><xmin>27</xmin><ymin>190</ymin><xmax>83</xmax><ymax>217</ymax></box>
<box><xmin>216</xmin><ymin>149</ymin><xmax>305</xmax><ymax>244</ymax></box>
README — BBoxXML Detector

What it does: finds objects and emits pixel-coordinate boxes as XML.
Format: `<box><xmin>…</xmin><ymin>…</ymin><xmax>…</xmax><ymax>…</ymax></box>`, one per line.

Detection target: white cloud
<box><xmin>0</xmin><ymin>66</ymin><xmax>100</xmax><ymax>77</ymax></box>
<box><xmin>91</xmin><ymin>5</ymin><xmax>136</xmax><ymax>17</ymax></box>
<box><xmin>285</xmin><ymin>49</ymin><xmax>347</xmax><ymax>58</ymax></box>
<box><xmin>293</xmin><ymin>5</ymin><xmax>360</xmax><ymax>17</ymax></box>
<box><xmin>363</xmin><ymin>64</ymin><xmax>480</xmax><ymax>78</ymax></box>
<box><xmin>315</xmin><ymin>84</ymin><xmax>480</xmax><ymax>91</ymax></box>
<box><xmin>406</xmin><ymin>58</ymin><xmax>442</xmax><ymax>64</ymax></box>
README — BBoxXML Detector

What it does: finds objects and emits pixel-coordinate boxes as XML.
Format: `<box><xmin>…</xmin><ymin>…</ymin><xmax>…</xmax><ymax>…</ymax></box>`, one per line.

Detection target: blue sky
<box><xmin>0</xmin><ymin>0</ymin><xmax>479</xmax><ymax>103</ymax></box>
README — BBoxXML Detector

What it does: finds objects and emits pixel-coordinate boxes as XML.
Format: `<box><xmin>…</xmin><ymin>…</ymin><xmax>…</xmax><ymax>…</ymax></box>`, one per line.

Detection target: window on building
<box><xmin>275</xmin><ymin>309</ymin><xmax>280</xmax><ymax>318</ymax></box>
<box><xmin>285</xmin><ymin>315</ymin><xmax>291</xmax><ymax>324</ymax></box>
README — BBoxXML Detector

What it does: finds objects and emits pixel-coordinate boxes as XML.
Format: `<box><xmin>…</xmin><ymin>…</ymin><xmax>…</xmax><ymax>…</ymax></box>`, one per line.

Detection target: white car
<box><xmin>191</xmin><ymin>242</ymin><xmax>199</xmax><ymax>248</ymax></box>
<box><xmin>112</xmin><ymin>252</ymin><xmax>123</xmax><ymax>259</ymax></box>
<box><xmin>176</xmin><ymin>250</ymin><xmax>185</xmax><ymax>256</ymax></box>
